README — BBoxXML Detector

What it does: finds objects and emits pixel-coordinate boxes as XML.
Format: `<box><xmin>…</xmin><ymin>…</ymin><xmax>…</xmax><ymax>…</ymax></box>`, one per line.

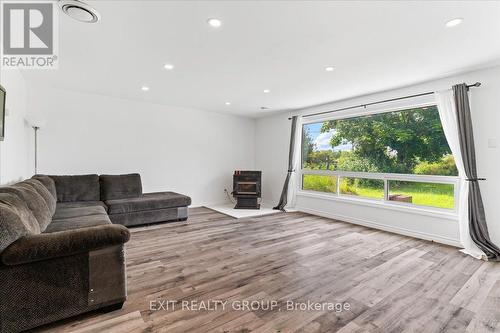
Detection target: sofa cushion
<box><xmin>0</xmin><ymin>193</ymin><xmax>40</xmax><ymax>234</ymax></box>
<box><xmin>109</xmin><ymin>206</ymin><xmax>187</xmax><ymax>227</ymax></box>
<box><xmin>32</xmin><ymin>175</ymin><xmax>57</xmax><ymax>200</ymax></box>
<box><xmin>0</xmin><ymin>204</ymin><xmax>31</xmax><ymax>253</ymax></box>
<box><xmin>99</xmin><ymin>173</ymin><xmax>142</xmax><ymax>200</ymax></box>
<box><xmin>49</xmin><ymin>174</ymin><xmax>100</xmax><ymax>202</ymax></box>
<box><xmin>56</xmin><ymin>201</ymin><xmax>108</xmax><ymax>211</ymax></box>
<box><xmin>0</xmin><ymin>193</ymin><xmax>41</xmax><ymax>251</ymax></box>
<box><xmin>20</xmin><ymin>179</ymin><xmax>56</xmax><ymax>216</ymax></box>
<box><xmin>105</xmin><ymin>192</ymin><xmax>191</xmax><ymax>215</ymax></box>
<box><xmin>0</xmin><ymin>185</ymin><xmax>52</xmax><ymax>232</ymax></box>
<box><xmin>45</xmin><ymin>213</ymin><xmax>112</xmax><ymax>233</ymax></box>
<box><xmin>53</xmin><ymin>205</ymin><xmax>107</xmax><ymax>220</ymax></box>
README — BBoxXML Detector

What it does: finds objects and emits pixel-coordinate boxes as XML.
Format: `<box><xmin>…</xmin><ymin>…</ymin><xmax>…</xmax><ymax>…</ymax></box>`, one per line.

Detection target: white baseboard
<box><xmin>296</xmin><ymin>206</ymin><xmax>462</xmax><ymax>248</ymax></box>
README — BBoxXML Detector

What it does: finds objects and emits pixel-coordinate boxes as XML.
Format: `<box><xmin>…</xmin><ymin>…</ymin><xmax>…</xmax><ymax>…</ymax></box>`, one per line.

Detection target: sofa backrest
<box><xmin>0</xmin><ymin>184</ymin><xmax>47</xmax><ymax>252</ymax></box>
<box><xmin>99</xmin><ymin>174</ymin><xmax>143</xmax><ymax>201</ymax></box>
<box><xmin>48</xmin><ymin>174</ymin><xmax>100</xmax><ymax>202</ymax></box>
<box><xmin>0</xmin><ymin>193</ymin><xmax>42</xmax><ymax>252</ymax></box>
<box><xmin>32</xmin><ymin>175</ymin><xmax>57</xmax><ymax>200</ymax></box>
<box><xmin>21</xmin><ymin>179</ymin><xmax>56</xmax><ymax>216</ymax></box>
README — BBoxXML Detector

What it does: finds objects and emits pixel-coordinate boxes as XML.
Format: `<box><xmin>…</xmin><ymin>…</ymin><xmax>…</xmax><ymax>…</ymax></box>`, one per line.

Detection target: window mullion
<box><xmin>336</xmin><ymin>174</ymin><xmax>340</xmax><ymax>196</ymax></box>
<box><xmin>383</xmin><ymin>178</ymin><xmax>389</xmax><ymax>201</ymax></box>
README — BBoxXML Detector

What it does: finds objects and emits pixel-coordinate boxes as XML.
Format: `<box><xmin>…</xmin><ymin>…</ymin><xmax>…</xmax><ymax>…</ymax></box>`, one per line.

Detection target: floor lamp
<box><xmin>30</xmin><ymin>119</ymin><xmax>45</xmax><ymax>175</ymax></box>
<box><xmin>33</xmin><ymin>126</ymin><xmax>40</xmax><ymax>175</ymax></box>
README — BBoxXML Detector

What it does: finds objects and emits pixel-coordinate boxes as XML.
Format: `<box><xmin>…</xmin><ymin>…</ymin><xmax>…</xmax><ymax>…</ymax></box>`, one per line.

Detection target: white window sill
<box><xmin>296</xmin><ymin>190</ymin><xmax>459</xmax><ymax>221</ymax></box>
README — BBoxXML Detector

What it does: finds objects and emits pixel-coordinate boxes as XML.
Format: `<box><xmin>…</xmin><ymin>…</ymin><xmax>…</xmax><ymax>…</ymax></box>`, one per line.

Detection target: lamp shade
<box><xmin>26</xmin><ymin>114</ymin><xmax>46</xmax><ymax>128</ymax></box>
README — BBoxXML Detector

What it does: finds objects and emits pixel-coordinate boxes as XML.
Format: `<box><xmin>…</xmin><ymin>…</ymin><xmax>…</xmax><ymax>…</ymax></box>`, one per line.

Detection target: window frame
<box><xmin>299</xmin><ymin>102</ymin><xmax>460</xmax><ymax>216</ymax></box>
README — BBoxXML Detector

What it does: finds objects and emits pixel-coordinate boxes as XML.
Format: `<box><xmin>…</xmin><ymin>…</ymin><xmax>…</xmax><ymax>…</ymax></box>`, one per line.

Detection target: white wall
<box><xmin>27</xmin><ymin>87</ymin><xmax>256</xmax><ymax>206</ymax></box>
<box><xmin>0</xmin><ymin>69</ymin><xmax>32</xmax><ymax>184</ymax></box>
<box><xmin>256</xmin><ymin>65</ymin><xmax>500</xmax><ymax>247</ymax></box>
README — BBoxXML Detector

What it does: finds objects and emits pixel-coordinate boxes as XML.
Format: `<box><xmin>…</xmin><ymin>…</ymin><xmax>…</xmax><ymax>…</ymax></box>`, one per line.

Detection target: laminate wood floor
<box><xmin>33</xmin><ymin>207</ymin><xmax>500</xmax><ymax>333</ymax></box>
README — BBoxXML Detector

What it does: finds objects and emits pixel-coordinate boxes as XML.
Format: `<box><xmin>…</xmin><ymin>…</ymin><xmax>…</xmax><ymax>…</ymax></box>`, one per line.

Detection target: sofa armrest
<box><xmin>1</xmin><ymin>225</ymin><xmax>130</xmax><ymax>266</ymax></box>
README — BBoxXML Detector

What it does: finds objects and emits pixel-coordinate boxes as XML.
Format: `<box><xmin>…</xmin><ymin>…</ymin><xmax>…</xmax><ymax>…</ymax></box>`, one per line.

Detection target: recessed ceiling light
<box><xmin>263</xmin><ymin>89</ymin><xmax>271</xmax><ymax>93</ymax></box>
<box><xmin>207</xmin><ymin>18</ymin><xmax>222</xmax><ymax>28</ymax></box>
<box><xmin>59</xmin><ymin>0</ymin><xmax>101</xmax><ymax>23</ymax></box>
<box><xmin>164</xmin><ymin>63</ymin><xmax>174</xmax><ymax>70</ymax></box>
<box><xmin>225</xmin><ymin>102</ymin><xmax>231</xmax><ymax>106</ymax></box>
<box><xmin>446</xmin><ymin>18</ymin><xmax>463</xmax><ymax>27</ymax></box>
<box><xmin>325</xmin><ymin>66</ymin><xmax>335</xmax><ymax>72</ymax></box>
<box><xmin>141</xmin><ymin>86</ymin><xmax>150</xmax><ymax>91</ymax></box>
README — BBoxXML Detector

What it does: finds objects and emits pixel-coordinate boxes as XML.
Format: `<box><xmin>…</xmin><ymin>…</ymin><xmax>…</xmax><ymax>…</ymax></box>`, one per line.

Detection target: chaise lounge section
<box><xmin>99</xmin><ymin>174</ymin><xmax>191</xmax><ymax>227</ymax></box>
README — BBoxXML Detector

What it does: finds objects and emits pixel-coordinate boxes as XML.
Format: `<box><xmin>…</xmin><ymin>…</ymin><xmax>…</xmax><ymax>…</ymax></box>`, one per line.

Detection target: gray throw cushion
<box><xmin>105</xmin><ymin>191</ymin><xmax>191</xmax><ymax>215</ymax></box>
<box><xmin>0</xmin><ymin>186</ymin><xmax>52</xmax><ymax>232</ymax></box>
<box><xmin>0</xmin><ymin>193</ymin><xmax>40</xmax><ymax>234</ymax></box>
<box><xmin>49</xmin><ymin>174</ymin><xmax>100</xmax><ymax>202</ymax></box>
<box><xmin>0</xmin><ymin>192</ymin><xmax>42</xmax><ymax>252</ymax></box>
<box><xmin>99</xmin><ymin>174</ymin><xmax>142</xmax><ymax>200</ymax></box>
<box><xmin>32</xmin><ymin>175</ymin><xmax>57</xmax><ymax>200</ymax></box>
<box><xmin>0</xmin><ymin>203</ymin><xmax>31</xmax><ymax>252</ymax></box>
<box><xmin>20</xmin><ymin>179</ymin><xmax>56</xmax><ymax>216</ymax></box>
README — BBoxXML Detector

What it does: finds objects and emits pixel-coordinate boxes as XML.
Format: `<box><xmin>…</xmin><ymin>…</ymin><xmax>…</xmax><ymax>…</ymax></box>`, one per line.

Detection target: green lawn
<box><xmin>302</xmin><ymin>175</ymin><xmax>338</xmax><ymax>193</ymax></box>
<box><xmin>303</xmin><ymin>175</ymin><xmax>454</xmax><ymax>209</ymax></box>
<box><xmin>388</xmin><ymin>181</ymin><xmax>454</xmax><ymax>209</ymax></box>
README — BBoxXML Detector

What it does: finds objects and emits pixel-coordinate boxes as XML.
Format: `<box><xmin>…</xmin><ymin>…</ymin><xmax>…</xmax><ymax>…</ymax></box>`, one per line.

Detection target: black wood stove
<box><xmin>232</xmin><ymin>171</ymin><xmax>262</xmax><ymax>209</ymax></box>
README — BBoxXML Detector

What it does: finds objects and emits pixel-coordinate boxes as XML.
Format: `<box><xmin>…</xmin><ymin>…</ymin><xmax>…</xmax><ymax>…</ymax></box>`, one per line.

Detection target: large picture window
<box><xmin>301</xmin><ymin>105</ymin><xmax>458</xmax><ymax>210</ymax></box>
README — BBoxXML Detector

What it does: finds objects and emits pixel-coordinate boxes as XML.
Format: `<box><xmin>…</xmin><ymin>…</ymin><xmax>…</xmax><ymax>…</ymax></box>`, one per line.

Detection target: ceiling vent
<box><xmin>59</xmin><ymin>0</ymin><xmax>101</xmax><ymax>23</ymax></box>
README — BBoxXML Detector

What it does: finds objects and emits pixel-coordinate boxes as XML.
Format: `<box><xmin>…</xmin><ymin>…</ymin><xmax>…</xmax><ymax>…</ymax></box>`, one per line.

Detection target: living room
<box><xmin>1</xmin><ymin>1</ymin><xmax>500</xmax><ymax>332</ymax></box>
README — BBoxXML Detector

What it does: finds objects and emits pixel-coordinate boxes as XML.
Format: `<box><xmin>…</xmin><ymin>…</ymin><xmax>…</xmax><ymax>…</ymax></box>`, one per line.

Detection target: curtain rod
<box><xmin>288</xmin><ymin>82</ymin><xmax>481</xmax><ymax>120</ymax></box>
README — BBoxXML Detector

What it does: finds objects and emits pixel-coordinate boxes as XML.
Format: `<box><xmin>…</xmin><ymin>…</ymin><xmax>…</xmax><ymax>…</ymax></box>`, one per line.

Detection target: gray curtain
<box><xmin>454</xmin><ymin>83</ymin><xmax>500</xmax><ymax>261</ymax></box>
<box><xmin>274</xmin><ymin>116</ymin><xmax>298</xmax><ymax>211</ymax></box>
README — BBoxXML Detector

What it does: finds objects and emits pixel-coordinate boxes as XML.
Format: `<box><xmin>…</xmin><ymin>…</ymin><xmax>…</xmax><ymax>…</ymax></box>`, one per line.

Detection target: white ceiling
<box><xmin>21</xmin><ymin>0</ymin><xmax>500</xmax><ymax>117</ymax></box>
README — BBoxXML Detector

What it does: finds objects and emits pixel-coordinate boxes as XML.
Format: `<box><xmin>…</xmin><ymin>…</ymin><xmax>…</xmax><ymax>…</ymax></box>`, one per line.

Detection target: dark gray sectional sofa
<box><xmin>0</xmin><ymin>173</ymin><xmax>191</xmax><ymax>332</ymax></box>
